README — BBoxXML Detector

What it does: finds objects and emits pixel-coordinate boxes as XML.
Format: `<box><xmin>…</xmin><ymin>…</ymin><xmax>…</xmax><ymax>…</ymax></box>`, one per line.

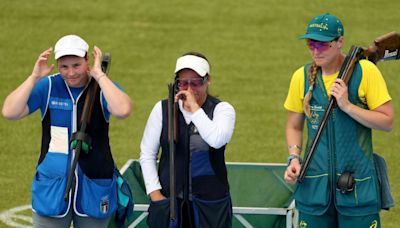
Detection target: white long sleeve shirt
<box><xmin>139</xmin><ymin>99</ymin><xmax>236</xmax><ymax>195</ymax></box>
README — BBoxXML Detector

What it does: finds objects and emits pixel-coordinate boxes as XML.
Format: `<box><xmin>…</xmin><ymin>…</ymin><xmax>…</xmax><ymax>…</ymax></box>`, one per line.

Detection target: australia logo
<box><xmin>309</xmin><ymin>23</ymin><xmax>328</xmax><ymax>30</ymax></box>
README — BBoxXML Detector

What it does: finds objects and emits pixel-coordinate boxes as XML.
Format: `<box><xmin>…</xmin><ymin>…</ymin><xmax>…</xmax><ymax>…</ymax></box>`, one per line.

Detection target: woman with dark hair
<box><xmin>140</xmin><ymin>52</ymin><xmax>235</xmax><ymax>227</ymax></box>
<box><xmin>283</xmin><ymin>13</ymin><xmax>394</xmax><ymax>227</ymax></box>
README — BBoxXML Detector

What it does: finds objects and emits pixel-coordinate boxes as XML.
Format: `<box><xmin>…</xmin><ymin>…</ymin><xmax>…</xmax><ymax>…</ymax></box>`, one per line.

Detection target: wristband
<box><xmin>287</xmin><ymin>154</ymin><xmax>302</xmax><ymax>166</ymax></box>
<box><xmin>288</xmin><ymin>144</ymin><xmax>302</xmax><ymax>151</ymax></box>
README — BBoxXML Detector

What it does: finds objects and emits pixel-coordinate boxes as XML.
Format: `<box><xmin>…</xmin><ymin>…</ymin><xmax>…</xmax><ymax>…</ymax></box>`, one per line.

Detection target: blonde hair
<box><xmin>303</xmin><ymin>62</ymin><xmax>319</xmax><ymax>117</ymax></box>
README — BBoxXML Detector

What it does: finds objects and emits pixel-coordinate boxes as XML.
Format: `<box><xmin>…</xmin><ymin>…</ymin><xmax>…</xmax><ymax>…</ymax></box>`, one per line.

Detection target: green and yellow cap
<box><xmin>299</xmin><ymin>13</ymin><xmax>344</xmax><ymax>42</ymax></box>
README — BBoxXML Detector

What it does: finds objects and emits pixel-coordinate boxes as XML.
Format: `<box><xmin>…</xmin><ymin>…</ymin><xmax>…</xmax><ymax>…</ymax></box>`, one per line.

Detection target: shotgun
<box><xmin>64</xmin><ymin>53</ymin><xmax>112</xmax><ymax>201</ymax></box>
<box><xmin>298</xmin><ymin>32</ymin><xmax>400</xmax><ymax>183</ymax></box>
<box><xmin>168</xmin><ymin>82</ymin><xmax>179</xmax><ymax>223</ymax></box>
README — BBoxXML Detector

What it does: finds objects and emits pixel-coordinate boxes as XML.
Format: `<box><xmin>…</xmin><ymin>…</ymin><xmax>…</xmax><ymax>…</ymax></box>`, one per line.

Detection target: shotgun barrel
<box><xmin>64</xmin><ymin>53</ymin><xmax>111</xmax><ymax>201</ymax></box>
<box><xmin>168</xmin><ymin>83</ymin><xmax>178</xmax><ymax>222</ymax></box>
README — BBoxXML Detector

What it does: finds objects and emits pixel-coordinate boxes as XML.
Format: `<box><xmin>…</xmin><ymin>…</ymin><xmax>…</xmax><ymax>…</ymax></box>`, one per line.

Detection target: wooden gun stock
<box><xmin>364</xmin><ymin>32</ymin><xmax>400</xmax><ymax>63</ymax></box>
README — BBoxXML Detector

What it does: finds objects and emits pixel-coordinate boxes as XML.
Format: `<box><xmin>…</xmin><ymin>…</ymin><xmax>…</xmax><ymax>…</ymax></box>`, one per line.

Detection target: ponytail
<box><xmin>303</xmin><ymin>62</ymin><xmax>319</xmax><ymax>117</ymax></box>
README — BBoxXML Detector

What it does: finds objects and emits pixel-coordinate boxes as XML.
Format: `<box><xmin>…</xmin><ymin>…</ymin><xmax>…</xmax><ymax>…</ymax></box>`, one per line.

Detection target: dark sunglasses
<box><xmin>176</xmin><ymin>76</ymin><xmax>208</xmax><ymax>89</ymax></box>
<box><xmin>306</xmin><ymin>40</ymin><xmax>335</xmax><ymax>52</ymax></box>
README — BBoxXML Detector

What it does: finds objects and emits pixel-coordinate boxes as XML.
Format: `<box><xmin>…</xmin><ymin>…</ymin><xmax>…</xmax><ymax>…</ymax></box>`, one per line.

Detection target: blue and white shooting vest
<box><xmin>31</xmin><ymin>74</ymin><xmax>117</xmax><ymax>218</ymax></box>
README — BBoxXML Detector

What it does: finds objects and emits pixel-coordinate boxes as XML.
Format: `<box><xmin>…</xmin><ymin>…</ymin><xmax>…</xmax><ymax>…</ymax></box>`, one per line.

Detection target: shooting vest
<box><xmin>294</xmin><ymin>62</ymin><xmax>380</xmax><ymax>216</ymax></box>
<box><xmin>32</xmin><ymin>74</ymin><xmax>117</xmax><ymax>218</ymax></box>
<box><xmin>159</xmin><ymin>96</ymin><xmax>229</xmax><ymax>200</ymax></box>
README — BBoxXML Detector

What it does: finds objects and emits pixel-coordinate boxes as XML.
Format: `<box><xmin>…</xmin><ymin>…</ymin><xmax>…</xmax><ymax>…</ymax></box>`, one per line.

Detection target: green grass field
<box><xmin>1</xmin><ymin>0</ymin><xmax>400</xmax><ymax>227</ymax></box>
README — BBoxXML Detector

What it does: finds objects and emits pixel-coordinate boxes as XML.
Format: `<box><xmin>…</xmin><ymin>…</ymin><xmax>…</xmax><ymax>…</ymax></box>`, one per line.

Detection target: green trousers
<box><xmin>298</xmin><ymin>202</ymin><xmax>380</xmax><ymax>228</ymax></box>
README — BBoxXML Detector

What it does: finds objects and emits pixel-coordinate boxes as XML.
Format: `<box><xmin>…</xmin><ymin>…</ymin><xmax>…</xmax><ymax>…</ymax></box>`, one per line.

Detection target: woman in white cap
<box><xmin>2</xmin><ymin>34</ymin><xmax>132</xmax><ymax>228</ymax></box>
<box><xmin>283</xmin><ymin>13</ymin><xmax>394</xmax><ymax>227</ymax></box>
<box><xmin>140</xmin><ymin>52</ymin><xmax>235</xmax><ymax>227</ymax></box>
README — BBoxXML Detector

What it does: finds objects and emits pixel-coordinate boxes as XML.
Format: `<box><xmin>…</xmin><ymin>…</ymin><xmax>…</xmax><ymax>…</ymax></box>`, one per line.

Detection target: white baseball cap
<box><xmin>54</xmin><ymin>35</ymin><xmax>89</xmax><ymax>60</ymax></box>
<box><xmin>175</xmin><ymin>55</ymin><xmax>210</xmax><ymax>77</ymax></box>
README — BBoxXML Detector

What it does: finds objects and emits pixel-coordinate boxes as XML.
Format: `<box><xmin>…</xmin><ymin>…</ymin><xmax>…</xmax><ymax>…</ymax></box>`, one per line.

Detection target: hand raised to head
<box><xmin>89</xmin><ymin>46</ymin><xmax>106</xmax><ymax>81</ymax></box>
<box><xmin>31</xmin><ymin>47</ymin><xmax>54</xmax><ymax>80</ymax></box>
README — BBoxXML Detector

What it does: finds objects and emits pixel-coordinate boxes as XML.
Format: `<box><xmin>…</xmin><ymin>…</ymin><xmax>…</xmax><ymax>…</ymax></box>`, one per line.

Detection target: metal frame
<box><xmin>128</xmin><ymin>203</ymin><xmax>297</xmax><ymax>228</ymax></box>
<box><xmin>121</xmin><ymin>160</ymin><xmax>298</xmax><ymax>228</ymax></box>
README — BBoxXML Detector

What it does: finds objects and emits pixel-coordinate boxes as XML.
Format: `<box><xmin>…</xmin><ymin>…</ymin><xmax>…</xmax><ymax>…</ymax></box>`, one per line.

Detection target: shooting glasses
<box><xmin>175</xmin><ymin>76</ymin><xmax>208</xmax><ymax>90</ymax></box>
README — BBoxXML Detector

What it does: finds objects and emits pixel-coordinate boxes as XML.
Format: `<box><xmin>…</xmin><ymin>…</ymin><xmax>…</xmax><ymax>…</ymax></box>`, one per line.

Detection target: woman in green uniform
<box><xmin>283</xmin><ymin>13</ymin><xmax>394</xmax><ymax>228</ymax></box>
